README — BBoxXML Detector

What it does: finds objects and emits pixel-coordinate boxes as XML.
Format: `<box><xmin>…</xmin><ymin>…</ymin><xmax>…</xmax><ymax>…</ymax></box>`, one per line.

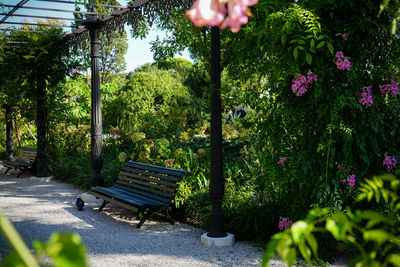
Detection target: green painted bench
<box><xmin>84</xmin><ymin>161</ymin><xmax>192</xmax><ymax>228</ymax></box>
<box><xmin>2</xmin><ymin>147</ymin><xmax>37</xmax><ymax>177</ymax></box>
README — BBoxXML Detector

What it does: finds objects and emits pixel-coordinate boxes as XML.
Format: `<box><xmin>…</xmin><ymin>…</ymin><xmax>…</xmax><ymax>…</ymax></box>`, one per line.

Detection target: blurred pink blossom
<box><xmin>185</xmin><ymin>0</ymin><xmax>226</xmax><ymax>27</ymax></box>
<box><xmin>186</xmin><ymin>0</ymin><xmax>258</xmax><ymax>32</ymax></box>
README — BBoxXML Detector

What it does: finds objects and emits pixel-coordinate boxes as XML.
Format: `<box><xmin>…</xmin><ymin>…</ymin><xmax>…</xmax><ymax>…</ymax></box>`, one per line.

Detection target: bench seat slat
<box><xmin>106</xmin><ymin>187</ymin><xmax>166</xmax><ymax>206</ymax></box>
<box><xmin>3</xmin><ymin>160</ymin><xmax>32</xmax><ymax>168</ymax></box>
<box><xmin>120</xmin><ymin>167</ymin><xmax>181</xmax><ymax>182</ymax></box>
<box><xmin>91</xmin><ymin>187</ymin><xmax>158</xmax><ymax>207</ymax></box>
<box><xmin>125</xmin><ymin>161</ymin><xmax>190</xmax><ymax>177</ymax></box>
<box><xmin>118</xmin><ymin>173</ymin><xmax>177</xmax><ymax>193</ymax></box>
<box><xmin>117</xmin><ymin>180</ymin><xmax>173</xmax><ymax>198</ymax></box>
<box><xmin>114</xmin><ymin>184</ymin><xmax>170</xmax><ymax>203</ymax></box>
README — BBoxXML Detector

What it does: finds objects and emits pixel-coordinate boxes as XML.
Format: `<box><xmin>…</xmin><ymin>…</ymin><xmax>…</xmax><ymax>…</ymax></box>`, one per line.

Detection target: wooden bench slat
<box><xmin>125</xmin><ymin>161</ymin><xmax>190</xmax><ymax>177</ymax></box>
<box><xmin>114</xmin><ymin>184</ymin><xmax>170</xmax><ymax>203</ymax></box>
<box><xmin>117</xmin><ymin>180</ymin><xmax>173</xmax><ymax>198</ymax></box>
<box><xmin>120</xmin><ymin>167</ymin><xmax>181</xmax><ymax>182</ymax></box>
<box><xmin>118</xmin><ymin>173</ymin><xmax>177</xmax><ymax>193</ymax></box>
<box><xmin>118</xmin><ymin>176</ymin><xmax>176</xmax><ymax>193</ymax></box>
<box><xmin>119</xmin><ymin>170</ymin><xmax>179</xmax><ymax>187</ymax></box>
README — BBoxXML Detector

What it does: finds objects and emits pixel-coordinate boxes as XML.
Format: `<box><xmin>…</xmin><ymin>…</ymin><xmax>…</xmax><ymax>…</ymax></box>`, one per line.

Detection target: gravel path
<box><xmin>0</xmin><ymin>170</ymin><xmax>271</xmax><ymax>267</ymax></box>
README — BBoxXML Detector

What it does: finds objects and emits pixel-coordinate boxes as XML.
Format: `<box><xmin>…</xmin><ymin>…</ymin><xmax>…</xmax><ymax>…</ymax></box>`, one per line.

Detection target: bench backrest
<box><xmin>17</xmin><ymin>147</ymin><xmax>37</xmax><ymax>162</ymax></box>
<box><xmin>115</xmin><ymin>161</ymin><xmax>192</xmax><ymax>205</ymax></box>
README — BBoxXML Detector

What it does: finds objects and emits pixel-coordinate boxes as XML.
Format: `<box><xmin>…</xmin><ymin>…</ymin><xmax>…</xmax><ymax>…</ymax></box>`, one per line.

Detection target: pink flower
<box><xmin>359</xmin><ymin>86</ymin><xmax>373</xmax><ymax>107</ymax></box>
<box><xmin>253</xmin><ymin>195</ymin><xmax>259</xmax><ymax>201</ymax></box>
<box><xmin>335</xmin><ymin>51</ymin><xmax>344</xmax><ymax>58</ymax></box>
<box><xmin>263</xmin><ymin>194</ymin><xmax>270</xmax><ymax>202</ymax></box>
<box><xmin>291</xmin><ymin>70</ymin><xmax>318</xmax><ymax>96</ymax></box>
<box><xmin>335</xmin><ymin>51</ymin><xmax>351</xmax><ymax>71</ymax></box>
<box><xmin>185</xmin><ymin>0</ymin><xmax>226</xmax><ymax>27</ymax></box>
<box><xmin>383</xmin><ymin>155</ymin><xmax>398</xmax><ymax>172</ymax></box>
<box><xmin>379</xmin><ymin>80</ymin><xmax>399</xmax><ymax>95</ymax></box>
<box><xmin>342</xmin><ymin>33</ymin><xmax>347</xmax><ymax>40</ymax></box>
<box><xmin>341</xmin><ymin>179</ymin><xmax>347</xmax><ymax>185</ymax></box>
<box><xmin>277</xmin><ymin>157</ymin><xmax>287</xmax><ymax>165</ymax></box>
<box><xmin>337</xmin><ymin>164</ymin><xmax>343</xmax><ymax>169</ymax></box>
<box><xmin>278</xmin><ymin>217</ymin><xmax>293</xmax><ymax>231</ymax></box>
<box><xmin>348</xmin><ymin>174</ymin><xmax>356</xmax><ymax>187</ymax></box>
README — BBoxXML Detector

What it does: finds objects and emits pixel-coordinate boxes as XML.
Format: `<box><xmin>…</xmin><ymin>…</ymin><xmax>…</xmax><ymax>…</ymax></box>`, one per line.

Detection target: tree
<box><xmin>107</xmin><ymin>66</ymin><xmax>193</xmax><ymax>139</ymax></box>
<box><xmin>75</xmin><ymin>0</ymin><xmax>128</xmax><ymax>84</ymax></box>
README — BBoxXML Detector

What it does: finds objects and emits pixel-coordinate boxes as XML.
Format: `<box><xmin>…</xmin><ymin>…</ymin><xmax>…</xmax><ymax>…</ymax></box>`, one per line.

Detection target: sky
<box><xmin>123</xmin><ymin>24</ymin><xmax>192</xmax><ymax>73</ymax></box>
<box><xmin>1</xmin><ymin>0</ymin><xmax>192</xmax><ymax>73</ymax></box>
<box><xmin>117</xmin><ymin>0</ymin><xmax>192</xmax><ymax>72</ymax></box>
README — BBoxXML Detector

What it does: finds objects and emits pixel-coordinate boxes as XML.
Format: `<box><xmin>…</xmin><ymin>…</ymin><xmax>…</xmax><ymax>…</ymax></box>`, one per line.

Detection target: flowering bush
<box><xmin>186</xmin><ymin>0</ymin><xmax>258</xmax><ymax>32</ymax></box>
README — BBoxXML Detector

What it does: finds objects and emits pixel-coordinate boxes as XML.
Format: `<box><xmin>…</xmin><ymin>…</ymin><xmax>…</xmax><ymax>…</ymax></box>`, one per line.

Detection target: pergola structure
<box><xmin>0</xmin><ymin>0</ymin><xmax>227</xmax><ymax>240</ymax></box>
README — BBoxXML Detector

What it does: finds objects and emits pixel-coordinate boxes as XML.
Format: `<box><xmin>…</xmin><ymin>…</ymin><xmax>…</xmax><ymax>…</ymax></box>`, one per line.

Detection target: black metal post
<box><xmin>84</xmin><ymin>17</ymin><xmax>104</xmax><ymax>187</ymax></box>
<box><xmin>5</xmin><ymin>105</ymin><xmax>14</xmax><ymax>160</ymax></box>
<box><xmin>208</xmin><ymin>26</ymin><xmax>226</xmax><ymax>238</ymax></box>
<box><xmin>36</xmin><ymin>71</ymin><xmax>49</xmax><ymax>177</ymax></box>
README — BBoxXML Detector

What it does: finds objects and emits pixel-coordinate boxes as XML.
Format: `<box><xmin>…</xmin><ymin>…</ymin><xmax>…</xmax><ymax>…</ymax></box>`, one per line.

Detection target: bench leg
<box><xmin>99</xmin><ymin>200</ymin><xmax>109</xmax><ymax>212</ymax></box>
<box><xmin>166</xmin><ymin>208</ymin><xmax>175</xmax><ymax>225</ymax></box>
<box><xmin>4</xmin><ymin>168</ymin><xmax>10</xmax><ymax>175</ymax></box>
<box><xmin>137</xmin><ymin>211</ymin><xmax>151</xmax><ymax>229</ymax></box>
<box><xmin>16</xmin><ymin>169</ymin><xmax>23</xmax><ymax>178</ymax></box>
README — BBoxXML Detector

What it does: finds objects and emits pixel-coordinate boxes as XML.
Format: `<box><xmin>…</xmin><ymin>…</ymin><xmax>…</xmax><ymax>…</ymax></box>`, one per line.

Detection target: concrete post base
<box><xmin>30</xmin><ymin>176</ymin><xmax>53</xmax><ymax>182</ymax></box>
<box><xmin>201</xmin><ymin>232</ymin><xmax>234</xmax><ymax>247</ymax></box>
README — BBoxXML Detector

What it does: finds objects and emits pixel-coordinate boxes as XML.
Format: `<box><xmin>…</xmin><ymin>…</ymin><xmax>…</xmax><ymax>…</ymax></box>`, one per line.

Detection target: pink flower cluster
<box><xmin>383</xmin><ymin>155</ymin><xmax>397</xmax><ymax>172</ymax></box>
<box><xmin>341</xmin><ymin>174</ymin><xmax>356</xmax><ymax>187</ymax></box>
<box><xmin>278</xmin><ymin>217</ymin><xmax>293</xmax><ymax>231</ymax></box>
<box><xmin>253</xmin><ymin>194</ymin><xmax>270</xmax><ymax>201</ymax></box>
<box><xmin>359</xmin><ymin>86</ymin><xmax>373</xmax><ymax>106</ymax></box>
<box><xmin>185</xmin><ymin>0</ymin><xmax>258</xmax><ymax>33</ymax></box>
<box><xmin>379</xmin><ymin>81</ymin><xmax>399</xmax><ymax>95</ymax></box>
<box><xmin>335</xmin><ymin>51</ymin><xmax>351</xmax><ymax>71</ymax></box>
<box><xmin>291</xmin><ymin>71</ymin><xmax>318</xmax><ymax>96</ymax></box>
<box><xmin>277</xmin><ymin>157</ymin><xmax>287</xmax><ymax>165</ymax></box>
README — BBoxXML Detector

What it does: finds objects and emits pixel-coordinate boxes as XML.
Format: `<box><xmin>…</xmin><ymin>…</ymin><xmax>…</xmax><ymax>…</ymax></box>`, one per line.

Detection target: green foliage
<box><xmin>263</xmin><ymin>173</ymin><xmax>400</xmax><ymax>266</ymax></box>
<box><xmin>0</xmin><ymin>209</ymin><xmax>87</xmax><ymax>267</ymax></box>
<box><xmin>108</xmin><ymin>68</ymin><xmax>193</xmax><ymax>139</ymax></box>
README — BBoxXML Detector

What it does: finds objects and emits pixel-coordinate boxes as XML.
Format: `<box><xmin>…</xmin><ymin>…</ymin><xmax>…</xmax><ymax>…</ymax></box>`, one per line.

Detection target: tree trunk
<box><xmin>5</xmin><ymin>105</ymin><xmax>14</xmax><ymax>160</ymax></box>
<box><xmin>13</xmin><ymin>115</ymin><xmax>21</xmax><ymax>150</ymax></box>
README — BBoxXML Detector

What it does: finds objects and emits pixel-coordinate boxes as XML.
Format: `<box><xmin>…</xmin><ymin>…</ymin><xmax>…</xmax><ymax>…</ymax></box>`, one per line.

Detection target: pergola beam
<box><xmin>31</xmin><ymin>0</ymin><xmax>125</xmax><ymax>9</ymax></box>
<box><xmin>0</xmin><ymin>13</ymin><xmax>83</xmax><ymax>21</ymax></box>
<box><xmin>0</xmin><ymin>0</ymin><xmax>30</xmax><ymax>25</ymax></box>
<box><xmin>0</xmin><ymin>29</ymin><xmax>64</xmax><ymax>34</ymax></box>
<box><xmin>2</xmin><ymin>4</ymin><xmax>99</xmax><ymax>15</ymax></box>
<box><xmin>1</xmin><ymin>21</ymin><xmax>80</xmax><ymax>28</ymax></box>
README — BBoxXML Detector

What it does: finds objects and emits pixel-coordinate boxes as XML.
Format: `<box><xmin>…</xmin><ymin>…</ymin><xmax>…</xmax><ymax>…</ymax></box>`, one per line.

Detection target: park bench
<box><xmin>2</xmin><ymin>147</ymin><xmax>37</xmax><ymax>177</ymax></box>
<box><xmin>85</xmin><ymin>161</ymin><xmax>192</xmax><ymax>228</ymax></box>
